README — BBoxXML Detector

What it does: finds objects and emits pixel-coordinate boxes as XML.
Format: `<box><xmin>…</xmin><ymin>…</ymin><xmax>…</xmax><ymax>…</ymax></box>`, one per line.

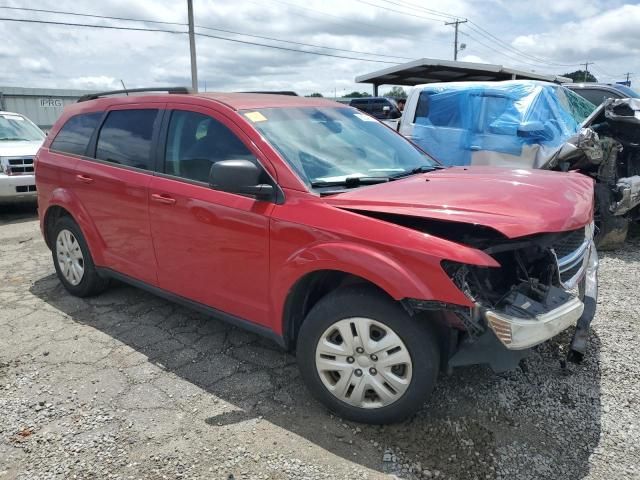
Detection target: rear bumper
<box><xmin>0</xmin><ymin>174</ymin><xmax>37</xmax><ymax>201</ymax></box>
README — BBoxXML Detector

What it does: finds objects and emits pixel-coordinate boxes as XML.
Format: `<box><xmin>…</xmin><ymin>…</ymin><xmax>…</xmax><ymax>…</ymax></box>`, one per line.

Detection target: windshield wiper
<box><xmin>310</xmin><ymin>176</ymin><xmax>390</xmax><ymax>188</ymax></box>
<box><xmin>0</xmin><ymin>137</ymin><xmax>29</xmax><ymax>141</ymax></box>
<box><xmin>390</xmin><ymin>165</ymin><xmax>444</xmax><ymax>179</ymax></box>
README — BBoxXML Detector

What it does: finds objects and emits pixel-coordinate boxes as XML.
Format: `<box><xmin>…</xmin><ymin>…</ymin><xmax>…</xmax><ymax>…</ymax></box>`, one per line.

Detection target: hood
<box><xmin>0</xmin><ymin>140</ymin><xmax>43</xmax><ymax>157</ymax></box>
<box><xmin>324</xmin><ymin>167</ymin><xmax>594</xmax><ymax>239</ymax></box>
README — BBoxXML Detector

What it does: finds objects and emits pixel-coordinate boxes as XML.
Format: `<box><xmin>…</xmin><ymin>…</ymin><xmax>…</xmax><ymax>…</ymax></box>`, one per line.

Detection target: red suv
<box><xmin>36</xmin><ymin>88</ymin><xmax>598</xmax><ymax>424</ymax></box>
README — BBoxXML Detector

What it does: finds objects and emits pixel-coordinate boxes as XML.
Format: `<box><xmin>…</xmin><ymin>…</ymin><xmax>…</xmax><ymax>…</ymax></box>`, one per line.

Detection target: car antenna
<box><xmin>120</xmin><ymin>79</ymin><xmax>128</xmax><ymax>96</ymax></box>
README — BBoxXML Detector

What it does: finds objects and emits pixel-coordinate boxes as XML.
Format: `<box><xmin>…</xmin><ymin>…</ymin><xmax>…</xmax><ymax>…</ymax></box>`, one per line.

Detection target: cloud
<box><xmin>458</xmin><ymin>54</ymin><xmax>489</xmax><ymax>64</ymax></box>
<box><xmin>69</xmin><ymin>76</ymin><xmax>121</xmax><ymax>90</ymax></box>
<box><xmin>0</xmin><ymin>0</ymin><xmax>637</xmax><ymax>93</ymax></box>
<box><xmin>19</xmin><ymin>58</ymin><xmax>53</xmax><ymax>74</ymax></box>
<box><xmin>512</xmin><ymin>4</ymin><xmax>640</xmax><ymax>63</ymax></box>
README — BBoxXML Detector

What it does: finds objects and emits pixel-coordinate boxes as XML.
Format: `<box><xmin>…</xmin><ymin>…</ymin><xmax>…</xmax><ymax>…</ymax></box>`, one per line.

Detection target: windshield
<box><xmin>243</xmin><ymin>107</ymin><xmax>436</xmax><ymax>188</ymax></box>
<box><xmin>0</xmin><ymin>113</ymin><xmax>45</xmax><ymax>141</ymax></box>
<box><xmin>613</xmin><ymin>84</ymin><xmax>640</xmax><ymax>98</ymax></box>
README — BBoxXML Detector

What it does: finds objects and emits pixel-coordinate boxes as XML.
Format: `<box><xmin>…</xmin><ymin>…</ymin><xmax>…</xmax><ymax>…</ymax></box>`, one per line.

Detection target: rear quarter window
<box><xmin>50</xmin><ymin>112</ymin><xmax>102</xmax><ymax>156</ymax></box>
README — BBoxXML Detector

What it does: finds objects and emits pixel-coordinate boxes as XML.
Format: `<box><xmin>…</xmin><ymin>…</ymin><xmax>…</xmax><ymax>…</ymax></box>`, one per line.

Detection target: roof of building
<box><xmin>0</xmin><ymin>86</ymin><xmax>97</xmax><ymax>97</ymax></box>
<box><xmin>355</xmin><ymin>58</ymin><xmax>572</xmax><ymax>87</ymax></box>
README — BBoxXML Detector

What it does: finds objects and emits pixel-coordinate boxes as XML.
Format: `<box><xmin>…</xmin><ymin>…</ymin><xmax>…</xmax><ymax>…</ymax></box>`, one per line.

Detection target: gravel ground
<box><xmin>0</xmin><ymin>203</ymin><xmax>638</xmax><ymax>480</ymax></box>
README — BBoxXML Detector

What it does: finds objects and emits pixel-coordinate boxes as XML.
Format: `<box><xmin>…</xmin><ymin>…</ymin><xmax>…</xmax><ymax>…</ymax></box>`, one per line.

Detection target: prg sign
<box><xmin>39</xmin><ymin>98</ymin><xmax>64</xmax><ymax>108</ymax></box>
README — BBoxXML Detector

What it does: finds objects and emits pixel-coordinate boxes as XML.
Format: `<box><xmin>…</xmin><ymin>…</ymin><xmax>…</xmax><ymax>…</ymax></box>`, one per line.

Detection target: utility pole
<box><xmin>623</xmin><ymin>72</ymin><xmax>632</xmax><ymax>86</ymax></box>
<box><xmin>582</xmin><ymin>61</ymin><xmax>593</xmax><ymax>82</ymax></box>
<box><xmin>445</xmin><ymin>19</ymin><xmax>468</xmax><ymax>61</ymax></box>
<box><xmin>187</xmin><ymin>0</ymin><xmax>198</xmax><ymax>92</ymax></box>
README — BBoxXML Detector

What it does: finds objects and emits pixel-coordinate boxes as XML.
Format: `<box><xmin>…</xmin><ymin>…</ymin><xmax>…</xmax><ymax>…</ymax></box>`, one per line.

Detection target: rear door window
<box><xmin>50</xmin><ymin>112</ymin><xmax>102</xmax><ymax>156</ymax></box>
<box><xmin>95</xmin><ymin>109</ymin><xmax>159</xmax><ymax>170</ymax></box>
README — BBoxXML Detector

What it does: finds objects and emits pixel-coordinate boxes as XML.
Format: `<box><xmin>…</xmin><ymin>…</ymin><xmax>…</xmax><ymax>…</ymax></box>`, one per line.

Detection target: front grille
<box><xmin>559</xmin><ymin>261</ymin><xmax>582</xmax><ymax>284</ymax></box>
<box><xmin>551</xmin><ymin>228</ymin><xmax>588</xmax><ymax>286</ymax></box>
<box><xmin>15</xmin><ymin>185</ymin><xmax>36</xmax><ymax>193</ymax></box>
<box><xmin>552</xmin><ymin>229</ymin><xmax>585</xmax><ymax>259</ymax></box>
<box><xmin>7</xmin><ymin>157</ymin><xmax>35</xmax><ymax>175</ymax></box>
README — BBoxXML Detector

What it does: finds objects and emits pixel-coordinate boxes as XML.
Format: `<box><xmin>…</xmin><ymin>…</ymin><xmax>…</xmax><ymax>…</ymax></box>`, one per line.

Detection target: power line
<box><xmin>376</xmin><ymin>0</ymin><xmax>458</xmax><ymax>20</ymax></box>
<box><xmin>458</xmin><ymin>30</ymin><xmax>569</xmax><ymax>70</ymax></box>
<box><xmin>363</xmin><ymin>0</ymin><xmax>583</xmax><ymax>67</ymax></box>
<box><xmin>0</xmin><ymin>15</ymin><xmax>400</xmax><ymax>64</ymax></box>
<box><xmin>0</xmin><ymin>5</ymin><xmax>411</xmax><ymax>61</ymax></box>
<box><xmin>0</xmin><ymin>5</ymin><xmax>184</xmax><ymax>25</ymax></box>
<box><xmin>0</xmin><ymin>16</ymin><xmax>186</xmax><ymax>34</ymax></box>
<box><xmin>195</xmin><ymin>25</ymin><xmax>412</xmax><ymax>60</ymax></box>
<box><xmin>464</xmin><ymin>22</ymin><xmax>581</xmax><ymax>67</ymax></box>
<box><xmin>355</xmin><ymin>0</ymin><xmax>452</xmax><ymax>23</ymax></box>
<box><xmin>258</xmin><ymin>0</ymin><xmax>433</xmax><ymax>42</ymax></box>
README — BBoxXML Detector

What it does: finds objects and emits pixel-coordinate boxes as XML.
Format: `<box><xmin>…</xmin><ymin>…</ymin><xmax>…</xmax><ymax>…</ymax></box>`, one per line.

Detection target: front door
<box><xmin>149</xmin><ymin>106</ymin><xmax>273</xmax><ymax>327</ymax></box>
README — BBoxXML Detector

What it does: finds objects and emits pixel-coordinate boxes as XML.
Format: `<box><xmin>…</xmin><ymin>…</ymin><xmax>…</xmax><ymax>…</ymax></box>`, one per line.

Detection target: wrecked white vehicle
<box><xmin>399</xmin><ymin>81</ymin><xmax>640</xmax><ymax>248</ymax></box>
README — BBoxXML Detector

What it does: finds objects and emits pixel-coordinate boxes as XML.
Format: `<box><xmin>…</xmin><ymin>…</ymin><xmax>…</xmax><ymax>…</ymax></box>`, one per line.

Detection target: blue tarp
<box><xmin>409</xmin><ymin>81</ymin><xmax>596</xmax><ymax>167</ymax></box>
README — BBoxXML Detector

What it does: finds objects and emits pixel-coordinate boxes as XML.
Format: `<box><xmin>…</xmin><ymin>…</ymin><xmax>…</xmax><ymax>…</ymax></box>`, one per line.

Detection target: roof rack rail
<box><xmin>240</xmin><ymin>91</ymin><xmax>299</xmax><ymax>96</ymax></box>
<box><xmin>77</xmin><ymin>87</ymin><xmax>192</xmax><ymax>103</ymax></box>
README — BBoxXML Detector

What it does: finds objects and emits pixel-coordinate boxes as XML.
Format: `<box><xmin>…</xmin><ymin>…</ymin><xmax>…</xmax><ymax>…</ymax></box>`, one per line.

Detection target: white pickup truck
<box><xmin>0</xmin><ymin>111</ymin><xmax>45</xmax><ymax>203</ymax></box>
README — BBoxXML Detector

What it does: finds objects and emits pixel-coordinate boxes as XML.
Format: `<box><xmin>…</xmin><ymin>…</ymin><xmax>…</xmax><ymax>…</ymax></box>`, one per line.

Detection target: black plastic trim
<box><xmin>96</xmin><ymin>268</ymin><xmax>286</xmax><ymax>349</ymax></box>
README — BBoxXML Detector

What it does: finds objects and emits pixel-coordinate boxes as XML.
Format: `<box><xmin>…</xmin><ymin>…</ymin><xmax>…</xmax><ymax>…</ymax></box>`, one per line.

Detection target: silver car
<box><xmin>0</xmin><ymin>111</ymin><xmax>45</xmax><ymax>203</ymax></box>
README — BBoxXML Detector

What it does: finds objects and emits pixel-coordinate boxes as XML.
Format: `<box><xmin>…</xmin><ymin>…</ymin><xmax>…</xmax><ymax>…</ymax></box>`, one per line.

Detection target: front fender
<box><xmin>271</xmin><ymin>240</ymin><xmax>475</xmax><ymax>335</ymax></box>
<box><xmin>44</xmin><ymin>188</ymin><xmax>106</xmax><ymax>265</ymax></box>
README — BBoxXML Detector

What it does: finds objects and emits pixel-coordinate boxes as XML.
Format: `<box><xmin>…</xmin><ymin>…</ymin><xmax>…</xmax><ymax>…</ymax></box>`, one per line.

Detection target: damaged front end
<box><xmin>434</xmin><ymin>224</ymin><xmax>598</xmax><ymax>372</ymax></box>
<box><xmin>547</xmin><ymin>98</ymin><xmax>640</xmax><ymax>248</ymax></box>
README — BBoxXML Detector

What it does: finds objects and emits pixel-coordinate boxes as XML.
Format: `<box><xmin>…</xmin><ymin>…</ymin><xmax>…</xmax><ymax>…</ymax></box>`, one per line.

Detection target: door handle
<box><xmin>151</xmin><ymin>193</ymin><xmax>177</xmax><ymax>205</ymax></box>
<box><xmin>75</xmin><ymin>174</ymin><xmax>94</xmax><ymax>184</ymax></box>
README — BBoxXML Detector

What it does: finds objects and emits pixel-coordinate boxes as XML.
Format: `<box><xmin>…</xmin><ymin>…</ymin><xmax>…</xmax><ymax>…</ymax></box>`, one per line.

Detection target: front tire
<box><xmin>594</xmin><ymin>182</ymin><xmax>629</xmax><ymax>250</ymax></box>
<box><xmin>296</xmin><ymin>286</ymin><xmax>440</xmax><ymax>424</ymax></box>
<box><xmin>51</xmin><ymin>216</ymin><xmax>109</xmax><ymax>297</ymax></box>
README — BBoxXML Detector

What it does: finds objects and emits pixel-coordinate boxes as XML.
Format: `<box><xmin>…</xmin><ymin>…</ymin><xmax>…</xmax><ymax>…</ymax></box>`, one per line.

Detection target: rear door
<box><xmin>148</xmin><ymin>104</ymin><xmax>273</xmax><ymax>326</ymax></box>
<box><xmin>72</xmin><ymin>104</ymin><xmax>163</xmax><ymax>285</ymax></box>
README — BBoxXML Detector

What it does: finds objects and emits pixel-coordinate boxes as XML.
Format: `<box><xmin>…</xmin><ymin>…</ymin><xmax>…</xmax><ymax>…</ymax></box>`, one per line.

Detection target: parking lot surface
<box><xmin>1</xmin><ymin>204</ymin><xmax>639</xmax><ymax>480</ymax></box>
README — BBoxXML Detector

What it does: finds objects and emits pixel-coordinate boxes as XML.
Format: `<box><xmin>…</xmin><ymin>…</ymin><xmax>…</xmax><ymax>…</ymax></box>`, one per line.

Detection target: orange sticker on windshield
<box><xmin>244</xmin><ymin>111</ymin><xmax>267</xmax><ymax>122</ymax></box>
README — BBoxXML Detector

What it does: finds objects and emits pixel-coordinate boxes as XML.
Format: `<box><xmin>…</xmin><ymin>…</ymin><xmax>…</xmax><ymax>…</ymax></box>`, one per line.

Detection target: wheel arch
<box><xmin>42</xmin><ymin>188</ymin><xmax>105</xmax><ymax>264</ymax></box>
<box><xmin>281</xmin><ymin>270</ymin><xmax>395</xmax><ymax>351</ymax></box>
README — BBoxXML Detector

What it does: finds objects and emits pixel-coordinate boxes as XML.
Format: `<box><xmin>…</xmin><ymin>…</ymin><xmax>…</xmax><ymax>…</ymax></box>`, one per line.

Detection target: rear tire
<box><xmin>296</xmin><ymin>285</ymin><xmax>440</xmax><ymax>424</ymax></box>
<box><xmin>51</xmin><ymin>216</ymin><xmax>109</xmax><ymax>297</ymax></box>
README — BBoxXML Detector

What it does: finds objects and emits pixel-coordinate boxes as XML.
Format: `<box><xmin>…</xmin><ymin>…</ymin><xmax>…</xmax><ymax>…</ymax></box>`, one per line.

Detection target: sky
<box><xmin>0</xmin><ymin>0</ymin><xmax>637</xmax><ymax>96</ymax></box>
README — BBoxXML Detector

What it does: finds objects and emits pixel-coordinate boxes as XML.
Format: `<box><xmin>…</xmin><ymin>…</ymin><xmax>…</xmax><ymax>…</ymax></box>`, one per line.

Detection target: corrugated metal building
<box><xmin>0</xmin><ymin>86</ymin><xmax>95</xmax><ymax>130</ymax></box>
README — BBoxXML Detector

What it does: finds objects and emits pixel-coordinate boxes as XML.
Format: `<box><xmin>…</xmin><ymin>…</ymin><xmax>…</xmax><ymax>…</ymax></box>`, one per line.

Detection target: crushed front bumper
<box><xmin>449</xmin><ymin>241</ymin><xmax>599</xmax><ymax>372</ymax></box>
<box><xmin>485</xmin><ymin>241</ymin><xmax>598</xmax><ymax>353</ymax></box>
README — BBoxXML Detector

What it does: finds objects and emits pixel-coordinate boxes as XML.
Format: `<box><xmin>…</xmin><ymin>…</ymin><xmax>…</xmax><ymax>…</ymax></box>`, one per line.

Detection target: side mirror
<box><xmin>209</xmin><ymin>160</ymin><xmax>274</xmax><ymax>201</ymax></box>
<box><xmin>517</xmin><ymin>121</ymin><xmax>547</xmax><ymax>138</ymax></box>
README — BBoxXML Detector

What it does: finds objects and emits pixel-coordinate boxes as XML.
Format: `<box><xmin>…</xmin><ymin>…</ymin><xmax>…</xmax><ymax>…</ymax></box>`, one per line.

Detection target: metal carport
<box><xmin>356</xmin><ymin>58</ymin><xmax>572</xmax><ymax>96</ymax></box>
